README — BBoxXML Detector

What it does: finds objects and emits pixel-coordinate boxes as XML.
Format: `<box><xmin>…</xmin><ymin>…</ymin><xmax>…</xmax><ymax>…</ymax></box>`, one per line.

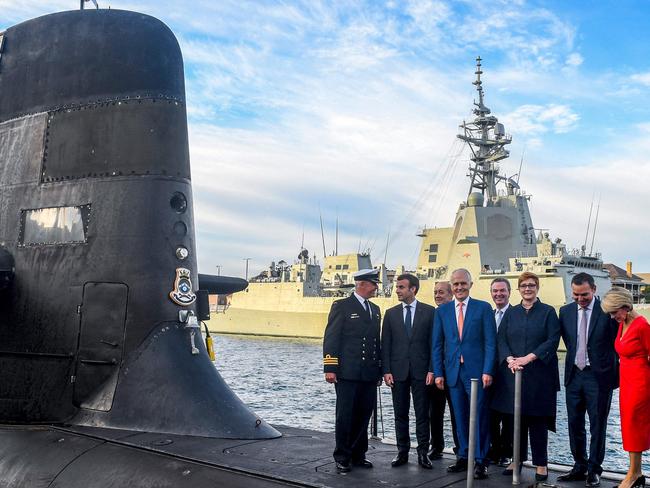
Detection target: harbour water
<box><xmin>213</xmin><ymin>333</ymin><xmax>649</xmax><ymax>473</ymax></box>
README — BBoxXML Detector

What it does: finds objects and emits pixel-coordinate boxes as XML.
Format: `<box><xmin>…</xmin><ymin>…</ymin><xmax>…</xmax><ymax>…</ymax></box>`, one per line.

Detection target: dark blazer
<box><xmin>492</xmin><ymin>300</ymin><xmax>560</xmax><ymax>417</ymax></box>
<box><xmin>559</xmin><ymin>298</ymin><xmax>619</xmax><ymax>390</ymax></box>
<box><xmin>432</xmin><ymin>297</ymin><xmax>497</xmax><ymax>387</ymax></box>
<box><xmin>381</xmin><ymin>301</ymin><xmax>435</xmax><ymax>382</ymax></box>
<box><xmin>323</xmin><ymin>294</ymin><xmax>381</xmax><ymax>382</ymax></box>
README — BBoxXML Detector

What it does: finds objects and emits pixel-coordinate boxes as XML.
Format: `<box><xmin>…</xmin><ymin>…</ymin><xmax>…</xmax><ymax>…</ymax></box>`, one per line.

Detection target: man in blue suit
<box><xmin>432</xmin><ymin>268</ymin><xmax>497</xmax><ymax>479</ymax></box>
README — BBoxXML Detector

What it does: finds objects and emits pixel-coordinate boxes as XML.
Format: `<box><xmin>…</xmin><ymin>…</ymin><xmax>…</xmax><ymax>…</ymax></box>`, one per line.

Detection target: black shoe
<box><xmin>498</xmin><ymin>457</ymin><xmax>511</xmax><ymax>467</ymax></box>
<box><xmin>447</xmin><ymin>458</ymin><xmax>468</xmax><ymax>473</ymax></box>
<box><xmin>474</xmin><ymin>463</ymin><xmax>489</xmax><ymax>480</ymax></box>
<box><xmin>418</xmin><ymin>452</ymin><xmax>433</xmax><ymax>469</ymax></box>
<box><xmin>352</xmin><ymin>458</ymin><xmax>373</xmax><ymax>468</ymax></box>
<box><xmin>335</xmin><ymin>461</ymin><xmax>350</xmax><ymax>473</ymax></box>
<box><xmin>391</xmin><ymin>453</ymin><xmax>408</xmax><ymax>467</ymax></box>
<box><xmin>536</xmin><ymin>468</ymin><xmax>548</xmax><ymax>482</ymax></box>
<box><xmin>428</xmin><ymin>449</ymin><xmax>443</xmax><ymax>460</ymax></box>
<box><xmin>585</xmin><ymin>473</ymin><xmax>600</xmax><ymax>487</ymax></box>
<box><xmin>615</xmin><ymin>475</ymin><xmax>647</xmax><ymax>488</ymax></box>
<box><xmin>558</xmin><ymin>469</ymin><xmax>587</xmax><ymax>482</ymax></box>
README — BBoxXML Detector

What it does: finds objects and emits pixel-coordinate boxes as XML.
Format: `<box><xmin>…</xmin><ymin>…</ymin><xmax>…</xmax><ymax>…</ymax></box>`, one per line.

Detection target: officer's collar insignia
<box><xmin>169</xmin><ymin>268</ymin><xmax>196</xmax><ymax>306</ymax></box>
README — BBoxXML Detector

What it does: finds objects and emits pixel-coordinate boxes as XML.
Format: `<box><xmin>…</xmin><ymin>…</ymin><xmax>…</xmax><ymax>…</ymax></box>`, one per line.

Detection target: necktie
<box><xmin>576</xmin><ymin>307</ymin><xmax>588</xmax><ymax>370</ymax></box>
<box><xmin>496</xmin><ymin>309</ymin><xmax>503</xmax><ymax>329</ymax></box>
<box><xmin>404</xmin><ymin>305</ymin><xmax>412</xmax><ymax>337</ymax></box>
<box><xmin>364</xmin><ymin>300</ymin><xmax>371</xmax><ymax>319</ymax></box>
<box><xmin>457</xmin><ymin>302</ymin><xmax>464</xmax><ymax>338</ymax></box>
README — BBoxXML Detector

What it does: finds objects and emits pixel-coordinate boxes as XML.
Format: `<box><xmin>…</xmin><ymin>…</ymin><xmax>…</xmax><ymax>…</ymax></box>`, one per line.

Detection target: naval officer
<box><xmin>323</xmin><ymin>268</ymin><xmax>382</xmax><ymax>473</ymax></box>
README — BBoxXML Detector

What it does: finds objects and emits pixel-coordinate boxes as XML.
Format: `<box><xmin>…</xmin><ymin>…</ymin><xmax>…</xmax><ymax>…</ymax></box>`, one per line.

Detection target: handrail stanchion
<box><xmin>370</xmin><ymin>386</ymin><xmax>379</xmax><ymax>439</ymax></box>
<box><xmin>467</xmin><ymin>378</ymin><xmax>479</xmax><ymax>488</ymax></box>
<box><xmin>512</xmin><ymin>369</ymin><xmax>522</xmax><ymax>485</ymax></box>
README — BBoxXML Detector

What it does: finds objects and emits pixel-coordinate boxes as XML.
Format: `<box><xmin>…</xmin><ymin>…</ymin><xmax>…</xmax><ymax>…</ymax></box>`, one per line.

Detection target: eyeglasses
<box><xmin>519</xmin><ymin>283</ymin><xmax>537</xmax><ymax>289</ymax></box>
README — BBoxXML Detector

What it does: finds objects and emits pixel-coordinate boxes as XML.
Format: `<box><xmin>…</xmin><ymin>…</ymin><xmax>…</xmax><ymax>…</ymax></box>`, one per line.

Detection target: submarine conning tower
<box><xmin>0</xmin><ymin>9</ymin><xmax>279</xmax><ymax>439</ymax></box>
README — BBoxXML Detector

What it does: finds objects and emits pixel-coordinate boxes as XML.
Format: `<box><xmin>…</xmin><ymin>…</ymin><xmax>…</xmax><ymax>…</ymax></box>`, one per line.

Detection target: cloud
<box><xmin>2</xmin><ymin>1</ymin><xmax>648</xmax><ymax>274</ymax></box>
<box><xmin>630</xmin><ymin>72</ymin><xmax>650</xmax><ymax>87</ymax></box>
<box><xmin>503</xmin><ymin>104</ymin><xmax>580</xmax><ymax>135</ymax></box>
<box><xmin>566</xmin><ymin>52</ymin><xmax>583</xmax><ymax>66</ymax></box>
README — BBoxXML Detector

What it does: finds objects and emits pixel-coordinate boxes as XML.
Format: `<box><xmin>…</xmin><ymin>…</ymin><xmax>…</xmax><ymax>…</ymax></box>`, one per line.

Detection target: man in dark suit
<box><xmin>429</xmin><ymin>281</ymin><xmax>460</xmax><ymax>460</ymax></box>
<box><xmin>382</xmin><ymin>273</ymin><xmax>435</xmax><ymax>469</ymax></box>
<box><xmin>323</xmin><ymin>268</ymin><xmax>382</xmax><ymax>473</ymax></box>
<box><xmin>432</xmin><ymin>268</ymin><xmax>497</xmax><ymax>480</ymax></box>
<box><xmin>488</xmin><ymin>277</ymin><xmax>513</xmax><ymax>467</ymax></box>
<box><xmin>558</xmin><ymin>273</ymin><xmax>618</xmax><ymax>487</ymax></box>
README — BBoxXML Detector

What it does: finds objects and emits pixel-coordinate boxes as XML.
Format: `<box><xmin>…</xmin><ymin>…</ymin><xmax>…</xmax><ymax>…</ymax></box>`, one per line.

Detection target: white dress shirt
<box><xmin>454</xmin><ymin>296</ymin><xmax>470</xmax><ymax>323</ymax></box>
<box><xmin>576</xmin><ymin>296</ymin><xmax>595</xmax><ymax>367</ymax></box>
<box><xmin>495</xmin><ymin>303</ymin><xmax>510</xmax><ymax>331</ymax></box>
<box><xmin>402</xmin><ymin>299</ymin><xmax>418</xmax><ymax>323</ymax></box>
<box><xmin>354</xmin><ymin>292</ymin><xmax>372</xmax><ymax>318</ymax></box>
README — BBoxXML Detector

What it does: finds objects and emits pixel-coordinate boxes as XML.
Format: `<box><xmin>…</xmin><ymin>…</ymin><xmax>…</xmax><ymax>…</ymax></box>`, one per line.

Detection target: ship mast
<box><xmin>457</xmin><ymin>57</ymin><xmax>512</xmax><ymax>204</ymax></box>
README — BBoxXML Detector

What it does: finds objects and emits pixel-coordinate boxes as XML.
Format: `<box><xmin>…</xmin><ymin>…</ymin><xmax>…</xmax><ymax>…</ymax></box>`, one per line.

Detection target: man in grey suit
<box><xmin>558</xmin><ymin>273</ymin><xmax>618</xmax><ymax>487</ymax></box>
<box><xmin>382</xmin><ymin>273</ymin><xmax>435</xmax><ymax>469</ymax></box>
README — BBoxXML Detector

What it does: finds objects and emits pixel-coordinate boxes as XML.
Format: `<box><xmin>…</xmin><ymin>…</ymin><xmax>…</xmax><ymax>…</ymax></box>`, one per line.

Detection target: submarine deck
<box><xmin>1</xmin><ymin>423</ymin><xmax>624</xmax><ymax>487</ymax></box>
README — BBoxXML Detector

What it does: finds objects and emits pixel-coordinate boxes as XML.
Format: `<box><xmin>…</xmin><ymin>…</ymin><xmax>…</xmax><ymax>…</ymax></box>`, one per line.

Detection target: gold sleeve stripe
<box><xmin>323</xmin><ymin>354</ymin><xmax>339</xmax><ymax>365</ymax></box>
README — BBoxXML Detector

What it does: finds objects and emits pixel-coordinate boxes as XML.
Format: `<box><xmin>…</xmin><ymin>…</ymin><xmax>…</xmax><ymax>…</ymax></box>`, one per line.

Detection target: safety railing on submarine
<box><xmin>370</xmin><ymin>370</ymin><xmax>627</xmax><ymax>487</ymax></box>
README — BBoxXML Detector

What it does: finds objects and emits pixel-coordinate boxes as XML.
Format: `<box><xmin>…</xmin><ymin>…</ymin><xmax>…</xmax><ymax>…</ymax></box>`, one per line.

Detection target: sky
<box><xmin>2</xmin><ymin>0</ymin><xmax>650</xmax><ymax>278</ymax></box>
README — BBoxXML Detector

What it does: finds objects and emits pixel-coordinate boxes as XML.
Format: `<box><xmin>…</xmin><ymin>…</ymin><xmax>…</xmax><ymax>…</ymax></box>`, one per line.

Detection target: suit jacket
<box><xmin>559</xmin><ymin>298</ymin><xmax>619</xmax><ymax>390</ymax></box>
<box><xmin>381</xmin><ymin>301</ymin><xmax>435</xmax><ymax>382</ymax></box>
<box><xmin>323</xmin><ymin>294</ymin><xmax>381</xmax><ymax>382</ymax></box>
<box><xmin>431</xmin><ymin>297</ymin><xmax>497</xmax><ymax>388</ymax></box>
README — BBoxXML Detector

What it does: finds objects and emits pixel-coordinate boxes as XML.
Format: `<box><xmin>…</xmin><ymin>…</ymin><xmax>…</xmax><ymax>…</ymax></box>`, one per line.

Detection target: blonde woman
<box><xmin>602</xmin><ymin>287</ymin><xmax>650</xmax><ymax>488</ymax></box>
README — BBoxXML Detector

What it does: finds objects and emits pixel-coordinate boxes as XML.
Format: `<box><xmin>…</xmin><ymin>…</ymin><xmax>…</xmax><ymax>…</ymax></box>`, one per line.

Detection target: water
<box><xmin>213</xmin><ymin>334</ymin><xmax>648</xmax><ymax>473</ymax></box>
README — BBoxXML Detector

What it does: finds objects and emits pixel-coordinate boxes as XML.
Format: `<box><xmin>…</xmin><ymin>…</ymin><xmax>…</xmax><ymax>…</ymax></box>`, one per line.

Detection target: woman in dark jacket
<box><xmin>491</xmin><ymin>271</ymin><xmax>561</xmax><ymax>482</ymax></box>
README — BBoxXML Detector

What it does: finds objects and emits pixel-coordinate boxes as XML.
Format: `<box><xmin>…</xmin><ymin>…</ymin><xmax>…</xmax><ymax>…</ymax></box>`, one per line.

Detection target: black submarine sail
<box><xmin>0</xmin><ymin>8</ymin><xmax>297</xmax><ymax>486</ymax></box>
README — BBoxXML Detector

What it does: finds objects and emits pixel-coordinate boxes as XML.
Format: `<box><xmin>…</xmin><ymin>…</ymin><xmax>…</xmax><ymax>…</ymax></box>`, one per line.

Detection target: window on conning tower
<box><xmin>19</xmin><ymin>205</ymin><xmax>91</xmax><ymax>246</ymax></box>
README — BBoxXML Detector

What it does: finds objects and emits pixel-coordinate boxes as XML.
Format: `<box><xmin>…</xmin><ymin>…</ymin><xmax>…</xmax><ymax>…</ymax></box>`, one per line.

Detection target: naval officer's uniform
<box><xmin>323</xmin><ymin>269</ymin><xmax>382</xmax><ymax>470</ymax></box>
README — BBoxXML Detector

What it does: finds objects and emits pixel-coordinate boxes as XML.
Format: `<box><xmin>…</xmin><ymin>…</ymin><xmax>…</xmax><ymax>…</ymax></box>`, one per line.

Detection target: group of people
<box><xmin>323</xmin><ymin>267</ymin><xmax>650</xmax><ymax>488</ymax></box>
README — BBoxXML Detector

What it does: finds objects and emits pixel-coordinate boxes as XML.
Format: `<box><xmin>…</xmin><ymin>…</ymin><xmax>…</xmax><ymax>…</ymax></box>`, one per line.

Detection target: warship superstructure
<box><xmin>208</xmin><ymin>57</ymin><xmax>611</xmax><ymax>339</ymax></box>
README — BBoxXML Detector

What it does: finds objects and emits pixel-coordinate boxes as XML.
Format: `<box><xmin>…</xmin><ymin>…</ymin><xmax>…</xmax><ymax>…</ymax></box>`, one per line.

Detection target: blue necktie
<box><xmin>405</xmin><ymin>305</ymin><xmax>412</xmax><ymax>337</ymax></box>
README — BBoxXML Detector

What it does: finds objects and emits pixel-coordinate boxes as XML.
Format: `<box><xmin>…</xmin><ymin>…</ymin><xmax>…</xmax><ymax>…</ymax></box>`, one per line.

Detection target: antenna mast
<box><xmin>319</xmin><ymin>210</ymin><xmax>327</xmax><ymax>258</ymax></box>
<box><xmin>335</xmin><ymin>213</ymin><xmax>339</xmax><ymax>256</ymax></box>
<box><xmin>457</xmin><ymin>57</ymin><xmax>512</xmax><ymax>204</ymax></box>
<box><xmin>583</xmin><ymin>194</ymin><xmax>594</xmax><ymax>254</ymax></box>
<box><xmin>589</xmin><ymin>194</ymin><xmax>601</xmax><ymax>255</ymax></box>
<box><xmin>516</xmin><ymin>147</ymin><xmax>525</xmax><ymax>186</ymax></box>
<box><xmin>383</xmin><ymin>231</ymin><xmax>390</xmax><ymax>265</ymax></box>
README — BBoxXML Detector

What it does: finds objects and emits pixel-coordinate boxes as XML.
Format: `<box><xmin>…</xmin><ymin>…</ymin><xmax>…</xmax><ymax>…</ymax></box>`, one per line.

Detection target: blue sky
<box><xmin>2</xmin><ymin>1</ymin><xmax>650</xmax><ymax>277</ymax></box>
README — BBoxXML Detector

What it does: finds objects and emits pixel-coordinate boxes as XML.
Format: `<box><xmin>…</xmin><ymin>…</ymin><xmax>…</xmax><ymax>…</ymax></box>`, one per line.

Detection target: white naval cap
<box><xmin>353</xmin><ymin>268</ymin><xmax>381</xmax><ymax>284</ymax></box>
